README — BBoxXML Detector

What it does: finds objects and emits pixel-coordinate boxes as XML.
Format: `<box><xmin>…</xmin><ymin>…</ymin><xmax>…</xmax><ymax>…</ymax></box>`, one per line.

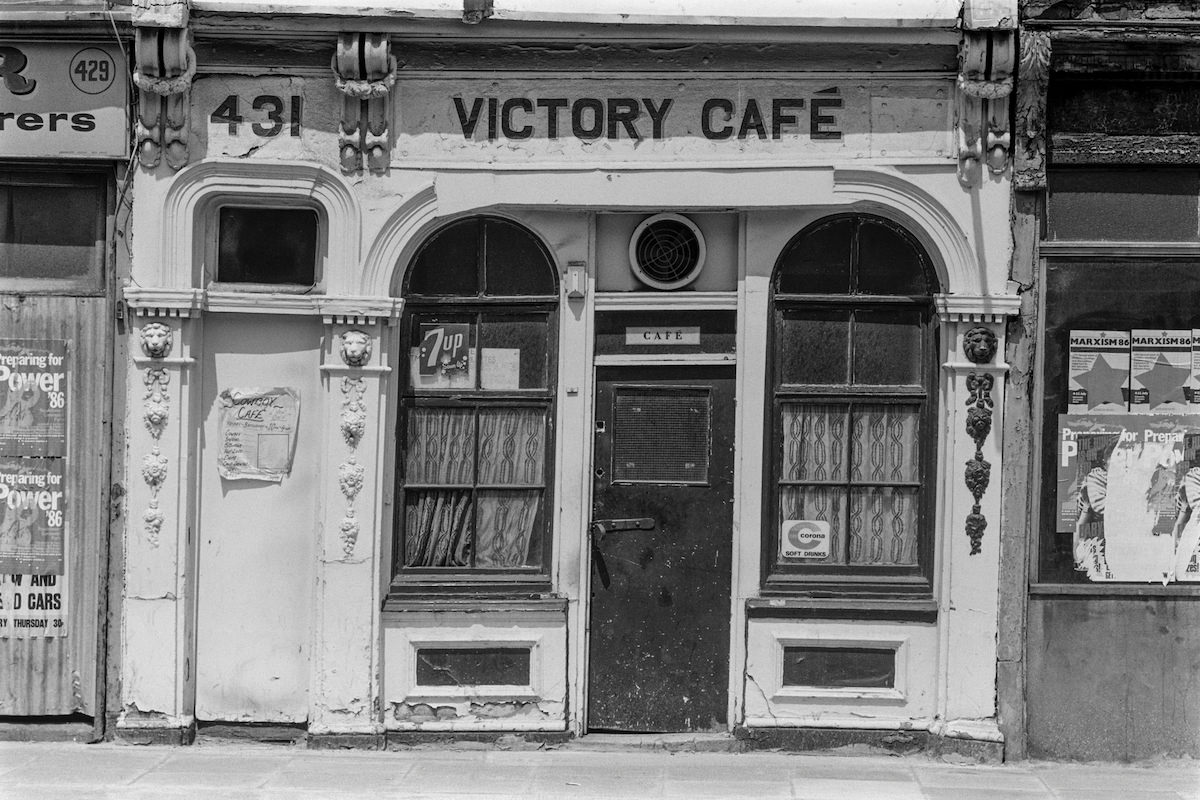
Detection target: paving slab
<box><xmin>913</xmin><ymin>764</ymin><xmax>1047</xmax><ymax>791</ymax></box>
<box><xmin>792</xmin><ymin>777</ymin><xmax>927</xmax><ymax>800</ymax></box>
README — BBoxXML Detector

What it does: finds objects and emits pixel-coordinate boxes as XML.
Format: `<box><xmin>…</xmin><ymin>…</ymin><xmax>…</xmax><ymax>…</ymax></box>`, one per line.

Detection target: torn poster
<box><xmin>1058</xmin><ymin>414</ymin><xmax>1200</xmax><ymax>583</ymax></box>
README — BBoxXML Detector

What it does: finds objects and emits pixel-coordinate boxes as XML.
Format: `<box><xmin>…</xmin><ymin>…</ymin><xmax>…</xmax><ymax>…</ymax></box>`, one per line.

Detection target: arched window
<box><xmin>393</xmin><ymin>216</ymin><xmax>558</xmax><ymax>589</ymax></box>
<box><xmin>767</xmin><ymin>214</ymin><xmax>939</xmax><ymax>592</ymax></box>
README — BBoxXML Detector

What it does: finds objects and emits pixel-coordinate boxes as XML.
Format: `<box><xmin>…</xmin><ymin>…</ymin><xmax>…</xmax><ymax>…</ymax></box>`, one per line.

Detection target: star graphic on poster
<box><xmin>1136</xmin><ymin>354</ymin><xmax>1191</xmax><ymax>409</ymax></box>
<box><xmin>1075</xmin><ymin>354</ymin><xmax>1127</xmax><ymax>409</ymax></box>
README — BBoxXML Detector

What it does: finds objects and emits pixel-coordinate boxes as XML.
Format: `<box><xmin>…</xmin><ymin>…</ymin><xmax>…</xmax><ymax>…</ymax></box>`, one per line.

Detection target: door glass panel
<box><xmin>612</xmin><ymin>387</ymin><xmax>710</xmax><ymax>484</ymax></box>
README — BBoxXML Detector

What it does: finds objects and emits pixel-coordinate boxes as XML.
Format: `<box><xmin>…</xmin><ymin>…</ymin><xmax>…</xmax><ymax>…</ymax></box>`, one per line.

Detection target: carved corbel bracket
<box><xmin>133</xmin><ymin>26</ymin><xmax>193</xmax><ymax>171</ymax></box>
<box><xmin>956</xmin><ymin>29</ymin><xmax>1016</xmax><ymax>184</ymax></box>
<box><xmin>1015</xmin><ymin>30</ymin><xmax>1051</xmax><ymax>192</ymax></box>
<box><xmin>333</xmin><ymin>33</ymin><xmax>395</xmax><ymax>174</ymax></box>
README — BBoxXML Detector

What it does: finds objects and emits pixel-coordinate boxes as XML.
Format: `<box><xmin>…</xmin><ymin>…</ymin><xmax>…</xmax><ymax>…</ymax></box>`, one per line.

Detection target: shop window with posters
<box><xmin>1041</xmin><ymin>167</ymin><xmax>1200</xmax><ymax>584</ymax></box>
<box><xmin>392</xmin><ymin>216</ymin><xmax>558</xmax><ymax>591</ymax></box>
<box><xmin>765</xmin><ymin>214</ymin><xmax>939</xmax><ymax>594</ymax></box>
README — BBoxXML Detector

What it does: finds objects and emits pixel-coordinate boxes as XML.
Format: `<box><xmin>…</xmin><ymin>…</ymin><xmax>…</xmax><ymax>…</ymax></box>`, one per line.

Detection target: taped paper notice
<box><xmin>217</xmin><ymin>387</ymin><xmax>300</xmax><ymax>482</ymax></box>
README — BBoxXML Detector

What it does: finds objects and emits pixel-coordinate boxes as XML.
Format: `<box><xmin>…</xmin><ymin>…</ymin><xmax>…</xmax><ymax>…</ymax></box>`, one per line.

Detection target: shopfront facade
<box><xmin>1002</xmin><ymin>2</ymin><xmax>1200</xmax><ymax>761</ymax></box>
<box><xmin>0</xmin><ymin>10</ymin><xmax>130</xmax><ymax>739</ymax></box>
<box><xmin>117</xmin><ymin>1</ymin><xmax>1020</xmax><ymax>752</ymax></box>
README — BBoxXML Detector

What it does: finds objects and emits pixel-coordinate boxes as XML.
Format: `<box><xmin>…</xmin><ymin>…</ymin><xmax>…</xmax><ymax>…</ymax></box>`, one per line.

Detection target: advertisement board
<box><xmin>0</xmin><ymin>339</ymin><xmax>67</xmax><ymax>457</ymax></box>
<box><xmin>0</xmin><ymin>42</ymin><xmax>128</xmax><ymax>159</ymax></box>
<box><xmin>1058</xmin><ymin>414</ymin><xmax>1200</xmax><ymax>582</ymax></box>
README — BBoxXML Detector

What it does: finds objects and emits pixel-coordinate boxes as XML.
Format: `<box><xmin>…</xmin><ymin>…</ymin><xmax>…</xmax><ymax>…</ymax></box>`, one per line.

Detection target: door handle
<box><xmin>589</xmin><ymin>517</ymin><xmax>656</xmax><ymax>545</ymax></box>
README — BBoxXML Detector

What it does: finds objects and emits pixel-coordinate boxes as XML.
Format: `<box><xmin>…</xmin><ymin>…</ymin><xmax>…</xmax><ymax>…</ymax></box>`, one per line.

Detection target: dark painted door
<box><xmin>587</xmin><ymin>365</ymin><xmax>734</xmax><ymax>732</ymax></box>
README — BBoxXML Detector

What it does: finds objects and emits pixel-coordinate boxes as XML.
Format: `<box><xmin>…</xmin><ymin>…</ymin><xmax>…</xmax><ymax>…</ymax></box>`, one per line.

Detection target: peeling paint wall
<box><xmin>382</xmin><ymin>610</ymin><xmax>567</xmax><ymax>732</ymax></box>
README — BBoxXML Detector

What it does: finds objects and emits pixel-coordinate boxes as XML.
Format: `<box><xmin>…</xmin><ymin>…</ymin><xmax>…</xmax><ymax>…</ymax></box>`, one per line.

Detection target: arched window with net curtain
<box><xmin>392</xmin><ymin>215</ymin><xmax>558</xmax><ymax>590</ymax></box>
<box><xmin>767</xmin><ymin>214</ymin><xmax>940</xmax><ymax>594</ymax></box>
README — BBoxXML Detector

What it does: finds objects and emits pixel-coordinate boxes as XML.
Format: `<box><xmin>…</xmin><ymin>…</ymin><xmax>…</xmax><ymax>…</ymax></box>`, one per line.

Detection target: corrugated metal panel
<box><xmin>0</xmin><ymin>294</ymin><xmax>110</xmax><ymax>716</ymax></box>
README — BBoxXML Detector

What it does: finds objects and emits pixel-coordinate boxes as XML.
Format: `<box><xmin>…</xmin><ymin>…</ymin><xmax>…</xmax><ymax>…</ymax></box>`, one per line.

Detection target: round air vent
<box><xmin>628</xmin><ymin>213</ymin><xmax>706</xmax><ymax>290</ymax></box>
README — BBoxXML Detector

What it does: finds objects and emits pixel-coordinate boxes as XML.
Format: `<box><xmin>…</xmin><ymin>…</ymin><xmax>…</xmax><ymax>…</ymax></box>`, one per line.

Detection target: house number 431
<box><xmin>210</xmin><ymin>94</ymin><xmax>302</xmax><ymax>137</ymax></box>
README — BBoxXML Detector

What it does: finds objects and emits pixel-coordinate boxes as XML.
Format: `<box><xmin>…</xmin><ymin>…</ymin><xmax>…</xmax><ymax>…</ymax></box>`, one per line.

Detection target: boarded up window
<box><xmin>612</xmin><ymin>387</ymin><xmax>711</xmax><ymax>484</ymax></box>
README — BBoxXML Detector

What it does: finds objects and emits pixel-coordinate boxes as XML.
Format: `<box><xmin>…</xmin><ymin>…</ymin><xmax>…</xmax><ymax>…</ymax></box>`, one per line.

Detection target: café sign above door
<box><xmin>394</xmin><ymin>76</ymin><xmax>951</xmax><ymax>166</ymax></box>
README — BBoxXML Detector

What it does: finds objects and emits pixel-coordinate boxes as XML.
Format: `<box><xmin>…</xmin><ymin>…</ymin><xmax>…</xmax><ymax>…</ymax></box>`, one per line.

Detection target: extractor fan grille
<box><xmin>628</xmin><ymin>213</ymin><xmax>706</xmax><ymax>290</ymax></box>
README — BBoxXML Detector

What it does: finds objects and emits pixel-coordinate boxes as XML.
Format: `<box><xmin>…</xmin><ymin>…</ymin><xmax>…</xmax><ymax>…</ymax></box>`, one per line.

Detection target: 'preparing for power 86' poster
<box><xmin>0</xmin><ymin>340</ymin><xmax>67</xmax><ymax>457</ymax></box>
<box><xmin>0</xmin><ymin>458</ymin><xmax>67</xmax><ymax>637</ymax></box>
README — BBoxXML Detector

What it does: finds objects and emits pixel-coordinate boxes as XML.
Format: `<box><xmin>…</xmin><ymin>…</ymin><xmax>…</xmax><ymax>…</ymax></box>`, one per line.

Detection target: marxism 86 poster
<box><xmin>0</xmin><ymin>339</ymin><xmax>68</xmax><ymax>457</ymax></box>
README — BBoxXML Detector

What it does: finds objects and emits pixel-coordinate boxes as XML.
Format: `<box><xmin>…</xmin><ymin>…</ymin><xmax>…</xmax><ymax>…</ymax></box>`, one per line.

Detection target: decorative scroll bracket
<box><xmin>1015</xmin><ymin>30</ymin><xmax>1051</xmax><ymax>192</ymax></box>
<box><xmin>333</xmin><ymin>33</ymin><xmax>395</xmax><ymax>174</ymax></box>
<box><xmin>957</xmin><ymin>29</ymin><xmax>1016</xmax><ymax>184</ymax></box>
<box><xmin>133</xmin><ymin>26</ymin><xmax>193</xmax><ymax>170</ymax></box>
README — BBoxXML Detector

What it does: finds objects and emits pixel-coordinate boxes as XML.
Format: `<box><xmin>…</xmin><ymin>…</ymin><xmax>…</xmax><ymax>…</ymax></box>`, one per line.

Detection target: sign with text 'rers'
<box><xmin>0</xmin><ymin>42</ymin><xmax>128</xmax><ymax>159</ymax></box>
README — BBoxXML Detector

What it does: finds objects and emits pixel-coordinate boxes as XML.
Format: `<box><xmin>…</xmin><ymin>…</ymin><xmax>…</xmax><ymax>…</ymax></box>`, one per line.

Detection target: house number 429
<box><xmin>210</xmin><ymin>94</ymin><xmax>302</xmax><ymax>137</ymax></box>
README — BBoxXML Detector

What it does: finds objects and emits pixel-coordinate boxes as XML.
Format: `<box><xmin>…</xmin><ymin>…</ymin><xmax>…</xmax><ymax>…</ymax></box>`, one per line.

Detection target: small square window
<box><xmin>217</xmin><ymin>206</ymin><xmax>318</xmax><ymax>286</ymax></box>
<box><xmin>415</xmin><ymin>647</ymin><xmax>531</xmax><ymax>686</ymax></box>
<box><xmin>781</xmin><ymin>646</ymin><xmax>896</xmax><ymax>689</ymax></box>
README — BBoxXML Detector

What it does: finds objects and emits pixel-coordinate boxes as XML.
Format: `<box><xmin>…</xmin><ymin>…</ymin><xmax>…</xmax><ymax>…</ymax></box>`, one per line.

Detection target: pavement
<box><xmin>0</xmin><ymin>740</ymin><xmax>1197</xmax><ymax>800</ymax></box>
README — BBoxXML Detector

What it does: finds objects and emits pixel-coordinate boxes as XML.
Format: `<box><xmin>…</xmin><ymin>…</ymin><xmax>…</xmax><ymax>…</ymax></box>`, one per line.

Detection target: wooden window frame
<box><xmin>0</xmin><ymin>167</ymin><xmax>110</xmax><ymax>296</ymax></box>
<box><xmin>763</xmin><ymin>215</ymin><xmax>938</xmax><ymax>597</ymax></box>
<box><xmin>391</xmin><ymin>217</ymin><xmax>558</xmax><ymax>596</ymax></box>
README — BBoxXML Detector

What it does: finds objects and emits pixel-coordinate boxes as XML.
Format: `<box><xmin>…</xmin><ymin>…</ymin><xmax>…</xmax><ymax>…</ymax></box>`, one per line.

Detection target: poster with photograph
<box><xmin>216</xmin><ymin>387</ymin><xmax>300</xmax><ymax>482</ymax></box>
<box><xmin>1058</xmin><ymin>414</ymin><xmax>1200</xmax><ymax>583</ymax></box>
<box><xmin>1068</xmin><ymin>330</ymin><xmax>1129</xmax><ymax>414</ymax></box>
<box><xmin>0</xmin><ymin>458</ymin><xmax>65</xmax><ymax>575</ymax></box>
<box><xmin>0</xmin><ymin>573</ymin><xmax>66</xmax><ymax>638</ymax></box>
<box><xmin>1130</xmin><ymin>330</ymin><xmax>1192</xmax><ymax>413</ymax></box>
<box><xmin>0</xmin><ymin>339</ymin><xmax>67</xmax><ymax>457</ymax></box>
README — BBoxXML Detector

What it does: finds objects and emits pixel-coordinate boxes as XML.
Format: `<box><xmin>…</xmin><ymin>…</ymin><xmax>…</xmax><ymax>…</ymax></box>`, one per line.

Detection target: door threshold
<box><xmin>573</xmin><ymin>731</ymin><xmax>744</xmax><ymax>753</ymax></box>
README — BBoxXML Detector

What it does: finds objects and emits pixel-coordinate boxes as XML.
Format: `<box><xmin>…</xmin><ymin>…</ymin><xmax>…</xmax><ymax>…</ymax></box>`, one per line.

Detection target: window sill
<box><xmin>1029</xmin><ymin>582</ymin><xmax>1200</xmax><ymax>598</ymax></box>
<box><xmin>747</xmin><ymin>596</ymin><xmax>938</xmax><ymax>623</ymax></box>
<box><xmin>383</xmin><ymin>594</ymin><xmax>567</xmax><ymax>615</ymax></box>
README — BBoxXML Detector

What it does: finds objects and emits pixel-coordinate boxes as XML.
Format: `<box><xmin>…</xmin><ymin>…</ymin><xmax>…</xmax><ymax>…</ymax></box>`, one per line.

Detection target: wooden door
<box><xmin>587</xmin><ymin>365</ymin><xmax>734</xmax><ymax>732</ymax></box>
